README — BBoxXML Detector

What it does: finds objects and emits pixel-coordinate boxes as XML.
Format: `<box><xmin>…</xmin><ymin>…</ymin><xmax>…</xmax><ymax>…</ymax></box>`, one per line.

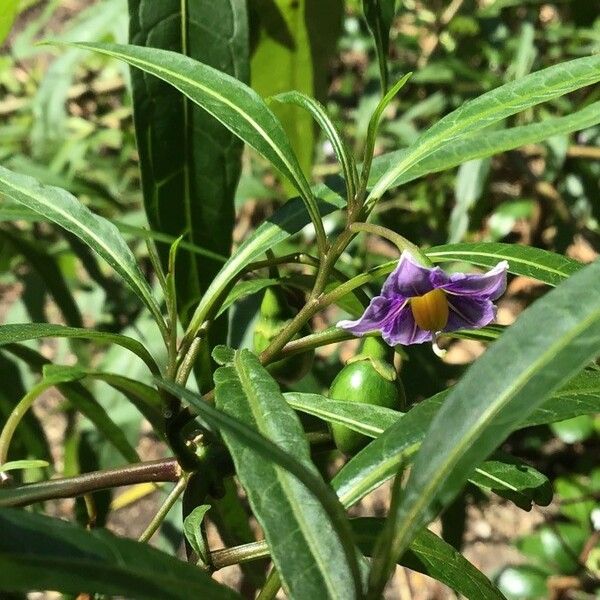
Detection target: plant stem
<box><xmin>0</xmin><ymin>458</ymin><xmax>181</xmax><ymax>508</ymax></box>
<box><xmin>256</xmin><ymin>569</ymin><xmax>282</xmax><ymax>600</ymax></box>
<box><xmin>349</xmin><ymin>222</ymin><xmax>429</xmax><ymax>263</ymax></box>
<box><xmin>138</xmin><ymin>473</ymin><xmax>189</xmax><ymax>543</ymax></box>
<box><xmin>0</xmin><ymin>381</ymin><xmax>52</xmax><ymax>466</ymax></box>
<box><xmin>211</xmin><ymin>540</ymin><xmax>270</xmax><ymax>570</ymax></box>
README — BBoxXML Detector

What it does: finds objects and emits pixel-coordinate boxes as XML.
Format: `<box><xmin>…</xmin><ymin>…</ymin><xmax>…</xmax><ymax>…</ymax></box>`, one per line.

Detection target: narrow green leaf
<box><xmin>183</xmin><ymin>505</ymin><xmax>212</xmax><ymax>566</ymax></box>
<box><xmin>65</xmin><ymin>41</ymin><xmax>325</xmax><ymax>251</ymax></box>
<box><xmin>157</xmin><ymin>370</ymin><xmax>363</xmax><ymax>600</ymax></box>
<box><xmin>288</xmin><ymin>393</ymin><xmax>549</xmax><ymax>509</ymax></box>
<box><xmin>368</xmin><ymin>55</ymin><xmax>600</xmax><ymax>203</ymax></box>
<box><xmin>285</xmin><ymin>392</ymin><xmax>400</xmax><ymax>437</ymax></box>
<box><xmin>129</xmin><ymin>0</ymin><xmax>248</xmax><ymax>327</ymax></box>
<box><xmin>367</xmin><ymin>100</ymin><xmax>600</xmax><ymax>189</ymax></box>
<box><xmin>386</xmin><ymin>257</ymin><xmax>600</xmax><ymax>569</ymax></box>
<box><xmin>213</xmin><ymin>349</ymin><xmax>361</xmax><ymax>600</ymax></box>
<box><xmin>273</xmin><ymin>91</ymin><xmax>358</xmax><ymax>200</ymax></box>
<box><xmin>352</xmin><ymin>519</ymin><xmax>505</xmax><ymax>600</ymax></box>
<box><xmin>361</xmin><ymin>0</ymin><xmax>396</xmax><ymax>91</ymax></box>
<box><xmin>332</xmin><ymin>369</ymin><xmax>600</xmax><ymax>510</ymax></box>
<box><xmin>0</xmin><ymin>459</ymin><xmax>50</xmax><ymax>472</ymax></box>
<box><xmin>0</xmin><ymin>166</ymin><xmax>166</xmax><ymax>340</ymax></box>
<box><xmin>3</xmin><ymin>344</ymin><xmax>141</xmax><ymax>464</ymax></box>
<box><xmin>0</xmin><ymin>508</ymin><xmax>240</xmax><ymax>599</ymax></box>
<box><xmin>0</xmin><ymin>323</ymin><xmax>160</xmax><ymax>375</ymax></box>
<box><xmin>426</xmin><ymin>242</ymin><xmax>582</xmax><ymax>286</ymax></box>
<box><xmin>251</xmin><ymin>0</ymin><xmax>344</xmax><ymax>180</ymax></box>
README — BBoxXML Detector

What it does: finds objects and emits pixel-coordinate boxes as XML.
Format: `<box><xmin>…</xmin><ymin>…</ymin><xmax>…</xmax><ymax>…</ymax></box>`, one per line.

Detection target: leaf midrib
<box><xmin>85</xmin><ymin>44</ymin><xmax>309</xmax><ymax>200</ymax></box>
<box><xmin>233</xmin><ymin>354</ymin><xmax>339</xmax><ymax>599</ymax></box>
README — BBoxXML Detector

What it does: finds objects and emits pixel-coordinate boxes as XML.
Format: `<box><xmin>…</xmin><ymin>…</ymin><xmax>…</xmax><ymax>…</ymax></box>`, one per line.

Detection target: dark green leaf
<box><xmin>426</xmin><ymin>243</ymin><xmax>582</xmax><ymax>287</ymax></box>
<box><xmin>384</xmin><ymin>258</ymin><xmax>600</xmax><ymax>568</ymax></box>
<box><xmin>0</xmin><ymin>508</ymin><xmax>239</xmax><ymax>599</ymax></box>
<box><xmin>0</xmin><ymin>323</ymin><xmax>160</xmax><ymax>375</ymax></box>
<box><xmin>157</xmin><ymin>367</ymin><xmax>363</xmax><ymax>600</ymax></box>
<box><xmin>368</xmin><ymin>100</ymin><xmax>600</xmax><ymax>189</ymax></box>
<box><xmin>213</xmin><ymin>349</ymin><xmax>361</xmax><ymax>600</ymax></box>
<box><xmin>555</xmin><ymin>476</ymin><xmax>595</xmax><ymax>529</ymax></box>
<box><xmin>469</xmin><ymin>452</ymin><xmax>552</xmax><ymax>510</ymax></box>
<box><xmin>66</xmin><ymin>42</ymin><xmax>325</xmax><ymax>250</ymax></box>
<box><xmin>332</xmin><ymin>370</ymin><xmax>600</xmax><ymax>510</ymax></box>
<box><xmin>0</xmin><ymin>166</ymin><xmax>166</xmax><ymax>339</ymax></box>
<box><xmin>129</xmin><ymin>0</ymin><xmax>248</xmax><ymax>328</ymax></box>
<box><xmin>368</xmin><ymin>56</ymin><xmax>600</xmax><ymax>202</ymax></box>
<box><xmin>352</xmin><ymin>519</ymin><xmax>505</xmax><ymax>600</ymax></box>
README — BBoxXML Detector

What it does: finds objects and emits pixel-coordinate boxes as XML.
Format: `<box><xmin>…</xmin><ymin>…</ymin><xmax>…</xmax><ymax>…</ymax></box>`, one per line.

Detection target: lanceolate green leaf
<box><xmin>157</xmin><ymin>371</ymin><xmax>363</xmax><ymax>600</ymax></box>
<box><xmin>274</xmin><ymin>91</ymin><xmax>358</xmax><ymax>200</ymax></box>
<box><xmin>0</xmin><ymin>508</ymin><xmax>239</xmax><ymax>600</ymax></box>
<box><xmin>367</xmin><ymin>100</ymin><xmax>600</xmax><ymax>189</ymax></box>
<box><xmin>250</xmin><ymin>0</ymin><xmax>344</xmax><ymax>181</ymax></box>
<box><xmin>3</xmin><ymin>344</ymin><xmax>141</xmax><ymax>465</ymax></box>
<box><xmin>0</xmin><ymin>167</ymin><xmax>167</xmax><ymax>340</ymax></box>
<box><xmin>213</xmin><ymin>350</ymin><xmax>361</xmax><ymax>600</ymax></box>
<box><xmin>66</xmin><ymin>41</ymin><xmax>326</xmax><ymax>252</ymax></box>
<box><xmin>380</xmin><ymin>258</ymin><xmax>600</xmax><ymax>581</ymax></box>
<box><xmin>129</xmin><ymin>0</ymin><xmax>248</xmax><ymax>326</ymax></box>
<box><xmin>0</xmin><ymin>323</ymin><xmax>160</xmax><ymax>375</ymax></box>
<box><xmin>332</xmin><ymin>369</ymin><xmax>600</xmax><ymax>509</ymax></box>
<box><xmin>287</xmin><ymin>393</ymin><xmax>549</xmax><ymax>509</ymax></box>
<box><xmin>367</xmin><ymin>55</ymin><xmax>600</xmax><ymax>203</ymax></box>
<box><xmin>425</xmin><ymin>242</ymin><xmax>583</xmax><ymax>287</ymax></box>
<box><xmin>352</xmin><ymin>519</ymin><xmax>505</xmax><ymax>600</ymax></box>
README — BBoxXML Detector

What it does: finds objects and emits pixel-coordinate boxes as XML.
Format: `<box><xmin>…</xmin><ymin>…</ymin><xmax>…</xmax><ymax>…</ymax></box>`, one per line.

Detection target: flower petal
<box><xmin>445</xmin><ymin>296</ymin><xmax>496</xmax><ymax>331</ymax></box>
<box><xmin>437</xmin><ymin>260</ymin><xmax>508</xmax><ymax>300</ymax></box>
<box><xmin>383</xmin><ymin>251</ymin><xmax>445</xmax><ymax>298</ymax></box>
<box><xmin>382</xmin><ymin>303</ymin><xmax>433</xmax><ymax>346</ymax></box>
<box><xmin>337</xmin><ymin>295</ymin><xmax>404</xmax><ymax>336</ymax></box>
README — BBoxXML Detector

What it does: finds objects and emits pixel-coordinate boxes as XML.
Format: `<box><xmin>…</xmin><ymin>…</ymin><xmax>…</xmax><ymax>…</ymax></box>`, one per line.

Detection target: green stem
<box><xmin>349</xmin><ymin>222</ymin><xmax>432</xmax><ymax>265</ymax></box>
<box><xmin>256</xmin><ymin>569</ymin><xmax>282</xmax><ymax>600</ymax></box>
<box><xmin>138</xmin><ymin>474</ymin><xmax>189</xmax><ymax>543</ymax></box>
<box><xmin>0</xmin><ymin>381</ymin><xmax>52</xmax><ymax>466</ymax></box>
<box><xmin>211</xmin><ymin>540</ymin><xmax>270</xmax><ymax>570</ymax></box>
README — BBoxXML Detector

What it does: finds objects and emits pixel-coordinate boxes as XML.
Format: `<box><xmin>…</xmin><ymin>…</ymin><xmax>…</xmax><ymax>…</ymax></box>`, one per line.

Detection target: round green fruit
<box><xmin>329</xmin><ymin>350</ymin><xmax>405</xmax><ymax>455</ymax></box>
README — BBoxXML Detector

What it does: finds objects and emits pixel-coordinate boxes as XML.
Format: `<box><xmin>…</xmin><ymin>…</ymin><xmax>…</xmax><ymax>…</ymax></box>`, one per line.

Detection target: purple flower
<box><xmin>338</xmin><ymin>251</ymin><xmax>509</xmax><ymax>346</ymax></box>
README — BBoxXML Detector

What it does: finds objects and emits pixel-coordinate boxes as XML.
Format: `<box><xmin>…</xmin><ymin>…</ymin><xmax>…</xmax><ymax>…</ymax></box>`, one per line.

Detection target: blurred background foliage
<box><xmin>0</xmin><ymin>0</ymin><xmax>599</xmax><ymax>597</ymax></box>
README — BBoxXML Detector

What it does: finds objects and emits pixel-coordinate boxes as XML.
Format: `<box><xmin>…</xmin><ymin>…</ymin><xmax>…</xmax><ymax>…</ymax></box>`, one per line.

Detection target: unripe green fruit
<box><xmin>253</xmin><ymin>287</ymin><xmax>314</xmax><ymax>384</ymax></box>
<box><xmin>329</xmin><ymin>338</ymin><xmax>405</xmax><ymax>454</ymax></box>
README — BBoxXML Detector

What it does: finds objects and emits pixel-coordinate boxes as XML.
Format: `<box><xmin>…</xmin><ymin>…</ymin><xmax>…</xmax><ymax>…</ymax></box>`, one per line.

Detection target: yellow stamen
<box><xmin>410</xmin><ymin>288</ymin><xmax>449</xmax><ymax>332</ymax></box>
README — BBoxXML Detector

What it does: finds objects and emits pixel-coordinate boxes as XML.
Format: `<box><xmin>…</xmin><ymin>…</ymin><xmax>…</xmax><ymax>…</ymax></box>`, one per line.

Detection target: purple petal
<box><xmin>445</xmin><ymin>296</ymin><xmax>496</xmax><ymax>331</ymax></box>
<box><xmin>337</xmin><ymin>295</ymin><xmax>405</xmax><ymax>336</ymax></box>
<box><xmin>382</xmin><ymin>303</ymin><xmax>433</xmax><ymax>346</ymax></box>
<box><xmin>383</xmin><ymin>251</ymin><xmax>446</xmax><ymax>298</ymax></box>
<box><xmin>438</xmin><ymin>260</ymin><xmax>508</xmax><ymax>300</ymax></box>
